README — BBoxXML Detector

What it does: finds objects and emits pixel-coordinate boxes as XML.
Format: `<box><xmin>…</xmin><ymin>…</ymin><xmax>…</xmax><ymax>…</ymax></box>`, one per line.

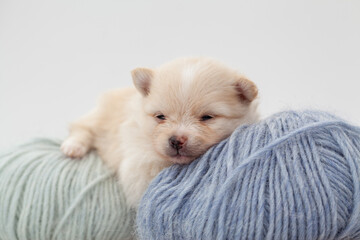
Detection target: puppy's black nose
<box><xmin>169</xmin><ymin>136</ymin><xmax>187</xmax><ymax>150</ymax></box>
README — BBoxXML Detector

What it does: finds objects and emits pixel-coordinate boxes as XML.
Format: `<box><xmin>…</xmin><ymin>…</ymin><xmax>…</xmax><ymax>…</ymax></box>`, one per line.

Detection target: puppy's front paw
<box><xmin>61</xmin><ymin>138</ymin><xmax>88</xmax><ymax>158</ymax></box>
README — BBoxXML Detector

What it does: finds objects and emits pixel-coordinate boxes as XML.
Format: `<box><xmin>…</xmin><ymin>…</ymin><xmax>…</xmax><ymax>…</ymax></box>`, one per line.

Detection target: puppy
<box><xmin>61</xmin><ymin>57</ymin><xmax>259</xmax><ymax>207</ymax></box>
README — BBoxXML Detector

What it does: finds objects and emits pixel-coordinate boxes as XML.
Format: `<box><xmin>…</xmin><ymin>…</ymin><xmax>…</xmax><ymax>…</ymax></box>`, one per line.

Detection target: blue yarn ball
<box><xmin>137</xmin><ymin>111</ymin><xmax>360</xmax><ymax>240</ymax></box>
<box><xmin>0</xmin><ymin>139</ymin><xmax>134</xmax><ymax>240</ymax></box>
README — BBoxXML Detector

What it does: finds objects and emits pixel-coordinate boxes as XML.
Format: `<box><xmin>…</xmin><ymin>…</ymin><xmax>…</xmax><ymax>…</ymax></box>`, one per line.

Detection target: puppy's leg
<box><xmin>61</xmin><ymin>112</ymin><xmax>97</xmax><ymax>158</ymax></box>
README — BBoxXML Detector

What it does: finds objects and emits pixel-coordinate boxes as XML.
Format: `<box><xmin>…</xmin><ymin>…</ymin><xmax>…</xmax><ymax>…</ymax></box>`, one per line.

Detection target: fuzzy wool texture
<box><xmin>137</xmin><ymin>110</ymin><xmax>360</xmax><ymax>240</ymax></box>
<box><xmin>0</xmin><ymin>139</ymin><xmax>134</xmax><ymax>240</ymax></box>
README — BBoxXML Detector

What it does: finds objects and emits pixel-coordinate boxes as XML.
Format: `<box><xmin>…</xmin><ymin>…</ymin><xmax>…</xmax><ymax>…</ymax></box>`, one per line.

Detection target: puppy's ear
<box><xmin>234</xmin><ymin>75</ymin><xmax>258</xmax><ymax>103</ymax></box>
<box><xmin>131</xmin><ymin>68</ymin><xmax>153</xmax><ymax>96</ymax></box>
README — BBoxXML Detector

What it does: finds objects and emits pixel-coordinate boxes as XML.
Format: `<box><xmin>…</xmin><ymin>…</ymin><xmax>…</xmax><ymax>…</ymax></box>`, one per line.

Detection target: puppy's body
<box><xmin>62</xmin><ymin>58</ymin><xmax>259</xmax><ymax>207</ymax></box>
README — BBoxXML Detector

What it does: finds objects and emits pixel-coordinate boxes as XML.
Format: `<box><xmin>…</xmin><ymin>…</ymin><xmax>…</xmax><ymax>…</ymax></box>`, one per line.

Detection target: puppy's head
<box><xmin>132</xmin><ymin>57</ymin><xmax>259</xmax><ymax>164</ymax></box>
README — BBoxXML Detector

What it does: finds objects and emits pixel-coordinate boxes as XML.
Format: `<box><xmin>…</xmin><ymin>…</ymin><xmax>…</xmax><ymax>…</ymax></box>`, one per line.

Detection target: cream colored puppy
<box><xmin>61</xmin><ymin>57</ymin><xmax>259</xmax><ymax>207</ymax></box>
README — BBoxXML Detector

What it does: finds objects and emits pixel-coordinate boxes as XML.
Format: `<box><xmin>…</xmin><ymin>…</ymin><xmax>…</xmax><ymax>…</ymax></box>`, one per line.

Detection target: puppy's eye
<box><xmin>155</xmin><ymin>114</ymin><xmax>166</xmax><ymax>120</ymax></box>
<box><xmin>200</xmin><ymin>115</ymin><xmax>213</xmax><ymax>121</ymax></box>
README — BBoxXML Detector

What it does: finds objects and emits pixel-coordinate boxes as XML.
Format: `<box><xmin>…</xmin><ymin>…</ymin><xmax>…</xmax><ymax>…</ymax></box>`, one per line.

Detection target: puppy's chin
<box><xmin>167</xmin><ymin>154</ymin><xmax>195</xmax><ymax>165</ymax></box>
<box><xmin>152</xmin><ymin>146</ymin><xmax>195</xmax><ymax>165</ymax></box>
<box><xmin>163</xmin><ymin>145</ymin><xmax>204</xmax><ymax>165</ymax></box>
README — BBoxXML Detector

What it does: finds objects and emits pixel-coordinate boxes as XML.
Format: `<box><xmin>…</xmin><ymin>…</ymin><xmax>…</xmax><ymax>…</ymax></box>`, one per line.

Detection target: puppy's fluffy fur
<box><xmin>61</xmin><ymin>57</ymin><xmax>259</xmax><ymax>207</ymax></box>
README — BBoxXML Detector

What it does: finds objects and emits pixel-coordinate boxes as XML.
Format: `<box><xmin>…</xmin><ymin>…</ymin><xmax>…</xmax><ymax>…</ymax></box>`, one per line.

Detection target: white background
<box><xmin>1</xmin><ymin>0</ymin><xmax>359</xmax><ymax>150</ymax></box>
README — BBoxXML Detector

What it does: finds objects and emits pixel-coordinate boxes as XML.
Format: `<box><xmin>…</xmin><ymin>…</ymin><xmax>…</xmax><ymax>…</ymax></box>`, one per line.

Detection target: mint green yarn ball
<box><xmin>0</xmin><ymin>139</ymin><xmax>134</xmax><ymax>240</ymax></box>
